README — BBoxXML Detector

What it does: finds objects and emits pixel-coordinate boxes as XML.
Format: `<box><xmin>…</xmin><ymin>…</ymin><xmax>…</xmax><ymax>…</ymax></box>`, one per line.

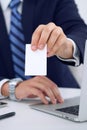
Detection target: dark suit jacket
<box><xmin>0</xmin><ymin>0</ymin><xmax>87</xmax><ymax>88</ymax></box>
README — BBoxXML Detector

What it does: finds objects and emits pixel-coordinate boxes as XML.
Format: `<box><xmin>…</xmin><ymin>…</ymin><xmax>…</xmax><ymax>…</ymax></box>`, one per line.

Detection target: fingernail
<box><xmin>53</xmin><ymin>99</ymin><xmax>57</xmax><ymax>104</ymax></box>
<box><xmin>31</xmin><ymin>45</ymin><xmax>37</xmax><ymax>50</ymax></box>
<box><xmin>60</xmin><ymin>98</ymin><xmax>64</xmax><ymax>103</ymax></box>
<box><xmin>38</xmin><ymin>44</ymin><xmax>44</xmax><ymax>49</ymax></box>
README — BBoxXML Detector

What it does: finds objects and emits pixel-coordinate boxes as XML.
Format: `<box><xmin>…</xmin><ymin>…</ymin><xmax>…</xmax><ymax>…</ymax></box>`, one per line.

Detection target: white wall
<box><xmin>75</xmin><ymin>0</ymin><xmax>87</xmax><ymax>23</ymax></box>
<box><xmin>69</xmin><ymin>0</ymin><xmax>87</xmax><ymax>87</ymax></box>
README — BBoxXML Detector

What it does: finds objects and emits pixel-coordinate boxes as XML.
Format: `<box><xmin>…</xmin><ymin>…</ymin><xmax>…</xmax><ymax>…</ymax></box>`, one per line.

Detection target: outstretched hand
<box><xmin>31</xmin><ymin>22</ymin><xmax>73</xmax><ymax>59</ymax></box>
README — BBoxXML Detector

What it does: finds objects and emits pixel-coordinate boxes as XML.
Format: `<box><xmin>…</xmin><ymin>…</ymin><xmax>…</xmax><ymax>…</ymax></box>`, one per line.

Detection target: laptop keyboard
<box><xmin>56</xmin><ymin>105</ymin><xmax>79</xmax><ymax>116</ymax></box>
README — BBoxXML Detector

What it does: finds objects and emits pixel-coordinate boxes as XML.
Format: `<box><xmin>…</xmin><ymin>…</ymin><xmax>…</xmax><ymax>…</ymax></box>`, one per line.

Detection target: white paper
<box><xmin>25</xmin><ymin>44</ymin><xmax>47</xmax><ymax>76</ymax></box>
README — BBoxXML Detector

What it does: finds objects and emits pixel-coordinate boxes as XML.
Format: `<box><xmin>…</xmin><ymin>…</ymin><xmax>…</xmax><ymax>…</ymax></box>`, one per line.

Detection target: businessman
<box><xmin>0</xmin><ymin>0</ymin><xmax>87</xmax><ymax>104</ymax></box>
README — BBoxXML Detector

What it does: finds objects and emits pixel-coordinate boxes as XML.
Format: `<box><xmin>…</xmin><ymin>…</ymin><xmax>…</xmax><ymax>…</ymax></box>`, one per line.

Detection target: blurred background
<box><xmin>69</xmin><ymin>0</ymin><xmax>87</xmax><ymax>87</ymax></box>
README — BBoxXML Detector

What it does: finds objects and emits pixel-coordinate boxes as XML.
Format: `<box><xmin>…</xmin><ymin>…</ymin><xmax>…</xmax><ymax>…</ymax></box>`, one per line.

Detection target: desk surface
<box><xmin>0</xmin><ymin>88</ymin><xmax>87</xmax><ymax>130</ymax></box>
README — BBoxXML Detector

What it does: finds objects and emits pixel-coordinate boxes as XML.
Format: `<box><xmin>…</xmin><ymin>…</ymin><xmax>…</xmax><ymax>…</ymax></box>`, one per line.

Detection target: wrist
<box><xmin>8</xmin><ymin>78</ymin><xmax>23</xmax><ymax>101</ymax></box>
<box><xmin>1</xmin><ymin>82</ymin><xmax>9</xmax><ymax>97</ymax></box>
<box><xmin>56</xmin><ymin>39</ymin><xmax>73</xmax><ymax>59</ymax></box>
<box><xmin>66</xmin><ymin>39</ymin><xmax>74</xmax><ymax>59</ymax></box>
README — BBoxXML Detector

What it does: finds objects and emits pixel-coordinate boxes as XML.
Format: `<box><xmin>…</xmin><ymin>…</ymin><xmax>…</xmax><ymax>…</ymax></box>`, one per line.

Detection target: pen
<box><xmin>0</xmin><ymin>112</ymin><xmax>16</xmax><ymax>120</ymax></box>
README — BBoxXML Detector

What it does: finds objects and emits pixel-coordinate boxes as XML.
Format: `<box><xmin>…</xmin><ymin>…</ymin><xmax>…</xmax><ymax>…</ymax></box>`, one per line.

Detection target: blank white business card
<box><xmin>25</xmin><ymin>44</ymin><xmax>47</xmax><ymax>76</ymax></box>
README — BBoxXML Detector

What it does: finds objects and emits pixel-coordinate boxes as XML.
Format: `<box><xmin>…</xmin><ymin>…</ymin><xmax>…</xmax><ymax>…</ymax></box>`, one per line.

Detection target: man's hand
<box><xmin>15</xmin><ymin>76</ymin><xmax>64</xmax><ymax>104</ymax></box>
<box><xmin>1</xmin><ymin>76</ymin><xmax>64</xmax><ymax>104</ymax></box>
<box><xmin>31</xmin><ymin>22</ymin><xmax>74</xmax><ymax>59</ymax></box>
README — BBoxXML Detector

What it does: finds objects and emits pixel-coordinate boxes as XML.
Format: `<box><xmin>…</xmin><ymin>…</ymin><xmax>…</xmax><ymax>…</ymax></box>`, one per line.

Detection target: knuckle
<box><xmin>45</xmin><ymin>26</ymin><xmax>52</xmax><ymax>33</ymax></box>
<box><xmin>48</xmin><ymin>22</ymin><xmax>55</xmax><ymax>27</ymax></box>
<box><xmin>38</xmin><ymin>24</ymin><xmax>44</xmax><ymax>29</ymax></box>
<box><xmin>34</xmin><ymin>29</ymin><xmax>40</xmax><ymax>36</ymax></box>
<box><xmin>50</xmin><ymin>84</ymin><xmax>57</xmax><ymax>89</ymax></box>
<box><xmin>34</xmin><ymin>76</ymin><xmax>41</xmax><ymax>82</ymax></box>
<box><xmin>53</xmin><ymin>29</ymin><xmax>59</xmax><ymax>36</ymax></box>
<box><xmin>57</xmin><ymin>27</ymin><xmax>63</xmax><ymax>33</ymax></box>
<box><xmin>33</xmin><ymin>24</ymin><xmax>44</xmax><ymax>35</ymax></box>
<box><xmin>46</xmin><ymin>23</ymin><xmax>56</xmax><ymax>32</ymax></box>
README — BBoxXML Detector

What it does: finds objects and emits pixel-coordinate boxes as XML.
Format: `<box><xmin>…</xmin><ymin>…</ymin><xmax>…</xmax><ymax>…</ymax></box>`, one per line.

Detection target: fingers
<box><xmin>28</xmin><ymin>87</ymin><xmax>49</xmax><ymax>104</ymax></box>
<box><xmin>30</xmin><ymin>77</ymin><xmax>57</xmax><ymax>104</ymax></box>
<box><xmin>31</xmin><ymin>22</ymin><xmax>73</xmax><ymax>59</ymax></box>
<box><xmin>47</xmin><ymin>28</ymin><xmax>61</xmax><ymax>52</ymax></box>
<box><xmin>47</xmin><ymin>27</ymin><xmax>64</xmax><ymax>57</ymax></box>
<box><xmin>47</xmin><ymin>33</ymin><xmax>65</xmax><ymax>57</ymax></box>
<box><xmin>31</xmin><ymin>25</ymin><xmax>45</xmax><ymax>51</ymax></box>
<box><xmin>39</xmin><ymin>76</ymin><xmax>64</xmax><ymax>103</ymax></box>
<box><xmin>31</xmin><ymin>22</ymin><xmax>68</xmax><ymax>58</ymax></box>
<box><xmin>29</xmin><ymin>76</ymin><xmax>64</xmax><ymax>104</ymax></box>
<box><xmin>16</xmin><ymin>76</ymin><xmax>64</xmax><ymax>104</ymax></box>
<box><xmin>38</xmin><ymin>23</ymin><xmax>56</xmax><ymax>50</ymax></box>
<box><xmin>31</xmin><ymin>22</ymin><xmax>57</xmax><ymax>51</ymax></box>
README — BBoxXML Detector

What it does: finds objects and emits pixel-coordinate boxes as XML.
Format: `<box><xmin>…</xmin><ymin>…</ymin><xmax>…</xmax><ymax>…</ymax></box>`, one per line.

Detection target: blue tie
<box><xmin>9</xmin><ymin>0</ymin><xmax>30</xmax><ymax>80</ymax></box>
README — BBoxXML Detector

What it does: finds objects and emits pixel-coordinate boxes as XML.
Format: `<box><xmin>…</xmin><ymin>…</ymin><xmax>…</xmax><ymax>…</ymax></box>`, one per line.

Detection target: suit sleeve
<box><xmin>54</xmin><ymin>0</ymin><xmax>87</xmax><ymax>64</ymax></box>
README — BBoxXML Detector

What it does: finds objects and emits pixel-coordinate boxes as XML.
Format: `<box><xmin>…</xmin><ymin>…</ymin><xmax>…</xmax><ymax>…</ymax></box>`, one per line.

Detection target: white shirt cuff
<box><xmin>57</xmin><ymin>38</ymin><xmax>80</xmax><ymax>66</ymax></box>
<box><xmin>0</xmin><ymin>79</ymin><xmax>9</xmax><ymax>99</ymax></box>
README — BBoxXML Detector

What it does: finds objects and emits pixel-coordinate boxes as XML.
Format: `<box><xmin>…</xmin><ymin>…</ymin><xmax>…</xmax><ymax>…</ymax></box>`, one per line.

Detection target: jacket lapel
<box><xmin>0</xmin><ymin>6</ymin><xmax>14</xmax><ymax>78</ymax></box>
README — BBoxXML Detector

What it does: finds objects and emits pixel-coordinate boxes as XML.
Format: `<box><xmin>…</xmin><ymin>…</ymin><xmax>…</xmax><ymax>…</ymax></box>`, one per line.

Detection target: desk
<box><xmin>0</xmin><ymin>88</ymin><xmax>87</xmax><ymax>130</ymax></box>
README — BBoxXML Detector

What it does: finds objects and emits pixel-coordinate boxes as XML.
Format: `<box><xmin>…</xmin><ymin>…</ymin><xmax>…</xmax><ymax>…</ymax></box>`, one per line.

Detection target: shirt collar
<box><xmin>0</xmin><ymin>0</ymin><xmax>23</xmax><ymax>11</ymax></box>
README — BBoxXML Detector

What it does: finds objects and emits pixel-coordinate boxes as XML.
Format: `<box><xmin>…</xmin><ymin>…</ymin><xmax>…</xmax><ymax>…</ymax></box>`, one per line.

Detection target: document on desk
<box><xmin>25</xmin><ymin>44</ymin><xmax>47</xmax><ymax>76</ymax></box>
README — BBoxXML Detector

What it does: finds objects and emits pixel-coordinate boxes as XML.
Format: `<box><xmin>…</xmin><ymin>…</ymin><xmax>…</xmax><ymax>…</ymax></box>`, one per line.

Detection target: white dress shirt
<box><xmin>0</xmin><ymin>0</ymin><xmax>80</xmax><ymax>98</ymax></box>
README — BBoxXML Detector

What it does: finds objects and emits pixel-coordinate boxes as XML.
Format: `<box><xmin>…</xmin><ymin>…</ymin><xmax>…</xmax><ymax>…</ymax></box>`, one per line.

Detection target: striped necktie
<box><xmin>9</xmin><ymin>0</ymin><xmax>30</xmax><ymax>80</ymax></box>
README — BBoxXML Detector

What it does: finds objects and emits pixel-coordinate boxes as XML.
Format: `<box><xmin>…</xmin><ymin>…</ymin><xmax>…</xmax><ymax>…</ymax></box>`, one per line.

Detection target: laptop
<box><xmin>30</xmin><ymin>41</ymin><xmax>87</xmax><ymax>122</ymax></box>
